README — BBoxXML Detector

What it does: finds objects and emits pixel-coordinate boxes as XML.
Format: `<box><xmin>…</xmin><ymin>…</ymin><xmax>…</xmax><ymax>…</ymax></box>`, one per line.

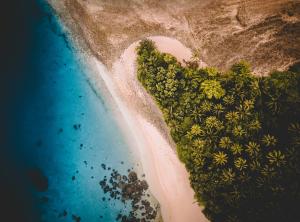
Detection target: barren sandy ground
<box><xmin>49</xmin><ymin>0</ymin><xmax>300</xmax><ymax>75</ymax></box>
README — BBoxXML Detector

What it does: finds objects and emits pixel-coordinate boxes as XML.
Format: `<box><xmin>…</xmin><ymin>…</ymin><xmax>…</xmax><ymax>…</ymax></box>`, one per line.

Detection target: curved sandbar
<box><xmin>93</xmin><ymin>36</ymin><xmax>209</xmax><ymax>222</ymax></box>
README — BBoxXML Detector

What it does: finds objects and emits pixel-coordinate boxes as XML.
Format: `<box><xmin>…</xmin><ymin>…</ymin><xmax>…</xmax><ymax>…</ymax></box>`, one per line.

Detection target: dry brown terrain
<box><xmin>49</xmin><ymin>0</ymin><xmax>300</xmax><ymax>75</ymax></box>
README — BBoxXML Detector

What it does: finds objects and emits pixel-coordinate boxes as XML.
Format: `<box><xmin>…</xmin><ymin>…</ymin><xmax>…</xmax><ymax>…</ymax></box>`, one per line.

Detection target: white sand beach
<box><xmin>92</xmin><ymin>36</ymin><xmax>209</xmax><ymax>222</ymax></box>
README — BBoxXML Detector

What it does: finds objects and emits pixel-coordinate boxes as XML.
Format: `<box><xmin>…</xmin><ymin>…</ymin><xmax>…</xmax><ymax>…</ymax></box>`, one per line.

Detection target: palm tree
<box><xmin>232</xmin><ymin>125</ymin><xmax>246</xmax><ymax>138</ymax></box>
<box><xmin>243</xmin><ymin>99</ymin><xmax>254</xmax><ymax>111</ymax></box>
<box><xmin>266</xmin><ymin>93</ymin><xmax>280</xmax><ymax>114</ymax></box>
<box><xmin>200</xmin><ymin>101</ymin><xmax>213</xmax><ymax>113</ymax></box>
<box><xmin>205</xmin><ymin>116</ymin><xmax>223</xmax><ymax>130</ymax></box>
<box><xmin>288</xmin><ymin>123</ymin><xmax>300</xmax><ymax>146</ymax></box>
<box><xmin>267</xmin><ymin>150</ymin><xmax>286</xmax><ymax>167</ymax></box>
<box><xmin>203</xmin><ymin>67</ymin><xmax>219</xmax><ymax>77</ymax></box>
<box><xmin>213</xmin><ymin>151</ymin><xmax>228</xmax><ymax>166</ymax></box>
<box><xmin>261</xmin><ymin>134</ymin><xmax>277</xmax><ymax>147</ymax></box>
<box><xmin>231</xmin><ymin>60</ymin><xmax>251</xmax><ymax>76</ymax></box>
<box><xmin>219</xmin><ymin>137</ymin><xmax>232</xmax><ymax>149</ymax></box>
<box><xmin>236</xmin><ymin>104</ymin><xmax>251</xmax><ymax>120</ymax></box>
<box><xmin>191</xmin><ymin>78</ymin><xmax>199</xmax><ymax>89</ymax></box>
<box><xmin>213</xmin><ymin>104</ymin><xmax>224</xmax><ymax>116</ymax></box>
<box><xmin>225</xmin><ymin>111</ymin><xmax>239</xmax><ymax>123</ymax></box>
<box><xmin>231</xmin><ymin>143</ymin><xmax>243</xmax><ymax>155</ymax></box>
<box><xmin>238</xmin><ymin>171</ymin><xmax>251</xmax><ymax>182</ymax></box>
<box><xmin>248</xmin><ymin>119</ymin><xmax>261</xmax><ymax>132</ymax></box>
<box><xmin>222</xmin><ymin>168</ymin><xmax>235</xmax><ymax>184</ymax></box>
<box><xmin>234</xmin><ymin>157</ymin><xmax>247</xmax><ymax>171</ymax></box>
<box><xmin>261</xmin><ymin>165</ymin><xmax>276</xmax><ymax>178</ymax></box>
<box><xmin>186</xmin><ymin>131</ymin><xmax>194</xmax><ymax>140</ymax></box>
<box><xmin>245</xmin><ymin>141</ymin><xmax>260</xmax><ymax>157</ymax></box>
<box><xmin>288</xmin><ymin>122</ymin><xmax>300</xmax><ymax>133</ymax></box>
<box><xmin>193</xmin><ymin>155</ymin><xmax>205</xmax><ymax>168</ymax></box>
<box><xmin>250</xmin><ymin>78</ymin><xmax>261</xmax><ymax>97</ymax></box>
<box><xmin>193</xmin><ymin>139</ymin><xmax>206</xmax><ymax>149</ymax></box>
<box><xmin>137</xmin><ymin>39</ymin><xmax>155</xmax><ymax>57</ymax></box>
<box><xmin>190</xmin><ymin>124</ymin><xmax>203</xmax><ymax>137</ymax></box>
<box><xmin>190</xmin><ymin>108</ymin><xmax>203</xmax><ymax>123</ymax></box>
<box><xmin>200</xmin><ymin>80</ymin><xmax>225</xmax><ymax>99</ymax></box>
<box><xmin>249</xmin><ymin>159</ymin><xmax>261</xmax><ymax>171</ymax></box>
<box><xmin>223</xmin><ymin>95</ymin><xmax>235</xmax><ymax>106</ymax></box>
<box><xmin>256</xmin><ymin>176</ymin><xmax>266</xmax><ymax>187</ymax></box>
<box><xmin>183</xmin><ymin>67</ymin><xmax>196</xmax><ymax>79</ymax></box>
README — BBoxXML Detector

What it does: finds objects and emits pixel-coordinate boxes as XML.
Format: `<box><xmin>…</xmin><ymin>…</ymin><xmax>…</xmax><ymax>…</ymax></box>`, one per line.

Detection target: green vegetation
<box><xmin>136</xmin><ymin>39</ymin><xmax>300</xmax><ymax>222</ymax></box>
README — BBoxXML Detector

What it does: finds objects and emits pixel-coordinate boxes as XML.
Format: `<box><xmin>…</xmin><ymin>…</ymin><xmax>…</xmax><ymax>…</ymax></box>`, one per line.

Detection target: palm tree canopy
<box><xmin>200</xmin><ymin>80</ymin><xmax>225</xmax><ymax>99</ymax></box>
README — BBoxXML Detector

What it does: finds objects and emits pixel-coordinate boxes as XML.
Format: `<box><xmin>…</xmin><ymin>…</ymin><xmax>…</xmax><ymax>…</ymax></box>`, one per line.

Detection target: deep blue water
<box><xmin>7</xmin><ymin>1</ymin><xmax>139</xmax><ymax>221</ymax></box>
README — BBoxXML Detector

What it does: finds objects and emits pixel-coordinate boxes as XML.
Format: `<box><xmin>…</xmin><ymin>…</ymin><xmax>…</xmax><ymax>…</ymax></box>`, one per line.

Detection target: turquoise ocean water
<box><xmin>11</xmin><ymin>1</ymin><xmax>140</xmax><ymax>221</ymax></box>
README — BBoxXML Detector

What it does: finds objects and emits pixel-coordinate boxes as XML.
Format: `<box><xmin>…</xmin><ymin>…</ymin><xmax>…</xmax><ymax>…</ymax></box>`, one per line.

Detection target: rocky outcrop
<box><xmin>48</xmin><ymin>0</ymin><xmax>300</xmax><ymax>75</ymax></box>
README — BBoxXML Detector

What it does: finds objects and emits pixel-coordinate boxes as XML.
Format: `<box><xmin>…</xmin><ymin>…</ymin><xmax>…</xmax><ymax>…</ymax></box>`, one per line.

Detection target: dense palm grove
<box><xmin>136</xmin><ymin>40</ymin><xmax>300</xmax><ymax>222</ymax></box>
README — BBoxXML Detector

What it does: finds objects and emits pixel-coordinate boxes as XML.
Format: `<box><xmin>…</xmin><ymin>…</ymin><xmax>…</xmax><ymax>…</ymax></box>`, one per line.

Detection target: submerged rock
<box><xmin>58</xmin><ymin>210</ymin><xmax>68</xmax><ymax>218</ymax></box>
<box><xmin>99</xmin><ymin>166</ymin><xmax>158</xmax><ymax>222</ymax></box>
<box><xmin>27</xmin><ymin>167</ymin><xmax>48</xmax><ymax>192</ymax></box>
<box><xmin>72</xmin><ymin>214</ymin><xmax>81</xmax><ymax>222</ymax></box>
<box><xmin>101</xmin><ymin>163</ymin><xmax>106</xmax><ymax>170</ymax></box>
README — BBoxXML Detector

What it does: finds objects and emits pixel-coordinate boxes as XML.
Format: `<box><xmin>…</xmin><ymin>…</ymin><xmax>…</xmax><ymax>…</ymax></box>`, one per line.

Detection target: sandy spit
<box><xmin>92</xmin><ymin>36</ymin><xmax>209</xmax><ymax>222</ymax></box>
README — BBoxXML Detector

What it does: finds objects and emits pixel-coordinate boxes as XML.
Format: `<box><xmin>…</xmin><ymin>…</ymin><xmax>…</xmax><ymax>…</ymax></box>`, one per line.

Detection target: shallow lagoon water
<box><xmin>13</xmin><ymin>1</ymin><xmax>139</xmax><ymax>221</ymax></box>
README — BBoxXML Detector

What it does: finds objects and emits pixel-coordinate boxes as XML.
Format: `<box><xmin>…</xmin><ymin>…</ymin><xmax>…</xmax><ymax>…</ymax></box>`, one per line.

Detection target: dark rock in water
<box><xmin>58</xmin><ymin>210</ymin><xmax>68</xmax><ymax>218</ymax></box>
<box><xmin>99</xmin><ymin>180</ymin><xmax>106</xmax><ymax>187</ymax></box>
<box><xmin>141</xmin><ymin>180</ymin><xmax>148</xmax><ymax>190</ymax></box>
<box><xmin>101</xmin><ymin>163</ymin><xmax>106</xmax><ymax>170</ymax></box>
<box><xmin>73</xmin><ymin>124</ymin><xmax>81</xmax><ymax>130</ymax></box>
<box><xmin>72</xmin><ymin>214</ymin><xmax>81</xmax><ymax>222</ymax></box>
<box><xmin>116</xmin><ymin>214</ymin><xmax>122</xmax><ymax>220</ymax></box>
<box><xmin>83</xmin><ymin>161</ymin><xmax>87</xmax><ymax>166</ymax></box>
<box><xmin>72</xmin><ymin>176</ymin><xmax>75</xmax><ymax>181</ymax></box>
<box><xmin>99</xmin><ymin>167</ymin><xmax>158</xmax><ymax>222</ymax></box>
<box><xmin>128</xmin><ymin>171</ymin><xmax>137</xmax><ymax>182</ymax></box>
<box><xmin>27</xmin><ymin>167</ymin><xmax>48</xmax><ymax>192</ymax></box>
<box><xmin>58</xmin><ymin>128</ymin><xmax>63</xmax><ymax>133</ymax></box>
